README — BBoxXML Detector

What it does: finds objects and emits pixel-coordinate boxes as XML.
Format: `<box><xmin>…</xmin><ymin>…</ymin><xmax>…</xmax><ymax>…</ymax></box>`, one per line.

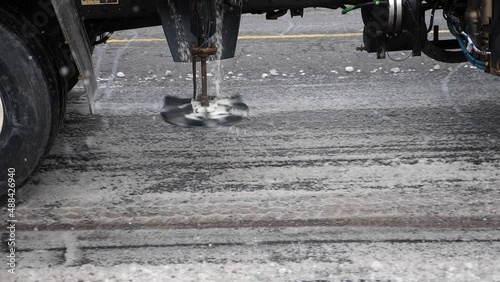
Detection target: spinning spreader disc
<box><xmin>161</xmin><ymin>96</ymin><xmax>249</xmax><ymax>128</ymax></box>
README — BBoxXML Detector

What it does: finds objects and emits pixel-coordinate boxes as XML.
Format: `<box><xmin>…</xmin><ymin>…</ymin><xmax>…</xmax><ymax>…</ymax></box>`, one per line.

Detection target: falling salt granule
<box><xmin>261</xmin><ymin>73</ymin><xmax>269</xmax><ymax>78</ymax></box>
<box><xmin>116</xmin><ymin>72</ymin><xmax>125</xmax><ymax>77</ymax></box>
<box><xmin>246</xmin><ymin>54</ymin><xmax>251</xmax><ymax>57</ymax></box>
<box><xmin>299</xmin><ymin>70</ymin><xmax>304</xmax><ymax>73</ymax></box>
<box><xmin>165</xmin><ymin>70</ymin><xmax>172</xmax><ymax>77</ymax></box>
<box><xmin>429</xmin><ymin>69</ymin><xmax>434</xmax><ymax>72</ymax></box>
<box><xmin>433</xmin><ymin>64</ymin><xmax>441</xmax><ymax>70</ymax></box>
<box><xmin>237</xmin><ymin>73</ymin><xmax>243</xmax><ymax>76</ymax></box>
<box><xmin>282</xmin><ymin>73</ymin><xmax>287</xmax><ymax>77</ymax></box>
<box><xmin>370</xmin><ymin>261</ymin><xmax>383</xmax><ymax>272</ymax></box>
<box><xmin>356</xmin><ymin>69</ymin><xmax>361</xmax><ymax>73</ymax></box>
<box><xmin>227</xmin><ymin>71</ymin><xmax>234</xmax><ymax>75</ymax></box>
<box><xmin>470</xmin><ymin>65</ymin><xmax>477</xmax><ymax>69</ymax></box>
<box><xmin>464</xmin><ymin>65</ymin><xmax>469</xmax><ymax>68</ymax></box>
<box><xmin>270</xmin><ymin>69</ymin><xmax>279</xmax><ymax>76</ymax></box>
<box><xmin>60</xmin><ymin>66</ymin><xmax>70</xmax><ymax>76</ymax></box>
<box><xmin>345</xmin><ymin>66</ymin><xmax>354</xmax><ymax>72</ymax></box>
<box><xmin>390</xmin><ymin>67</ymin><xmax>400</xmax><ymax>73</ymax></box>
<box><xmin>300</xmin><ymin>73</ymin><xmax>305</xmax><ymax>76</ymax></box>
<box><xmin>207</xmin><ymin>73</ymin><xmax>213</xmax><ymax>77</ymax></box>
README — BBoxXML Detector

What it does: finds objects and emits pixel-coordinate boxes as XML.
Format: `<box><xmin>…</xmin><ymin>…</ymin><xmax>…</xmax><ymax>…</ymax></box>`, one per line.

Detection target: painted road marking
<box><xmin>106</xmin><ymin>31</ymin><xmax>450</xmax><ymax>43</ymax></box>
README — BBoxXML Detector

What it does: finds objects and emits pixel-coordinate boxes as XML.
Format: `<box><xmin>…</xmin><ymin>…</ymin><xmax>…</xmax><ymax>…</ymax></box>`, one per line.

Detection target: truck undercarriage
<box><xmin>0</xmin><ymin>0</ymin><xmax>499</xmax><ymax>192</ymax></box>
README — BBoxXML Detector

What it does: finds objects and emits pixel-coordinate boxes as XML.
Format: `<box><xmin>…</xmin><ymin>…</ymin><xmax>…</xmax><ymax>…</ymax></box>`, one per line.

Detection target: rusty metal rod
<box><xmin>200</xmin><ymin>57</ymin><xmax>209</xmax><ymax>107</ymax></box>
<box><xmin>190</xmin><ymin>44</ymin><xmax>217</xmax><ymax>107</ymax></box>
<box><xmin>192</xmin><ymin>56</ymin><xmax>197</xmax><ymax>101</ymax></box>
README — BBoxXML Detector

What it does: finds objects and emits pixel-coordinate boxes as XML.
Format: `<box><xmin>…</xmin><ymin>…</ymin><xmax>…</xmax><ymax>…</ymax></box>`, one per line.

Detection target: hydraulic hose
<box><xmin>447</xmin><ymin>21</ymin><xmax>487</xmax><ymax>70</ymax></box>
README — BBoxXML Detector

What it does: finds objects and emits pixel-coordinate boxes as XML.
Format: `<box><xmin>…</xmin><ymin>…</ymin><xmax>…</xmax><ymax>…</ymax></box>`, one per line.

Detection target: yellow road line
<box><xmin>106</xmin><ymin>30</ymin><xmax>450</xmax><ymax>43</ymax></box>
<box><xmin>106</xmin><ymin>38</ymin><xmax>165</xmax><ymax>43</ymax></box>
<box><xmin>238</xmin><ymin>33</ymin><xmax>363</xmax><ymax>40</ymax></box>
<box><xmin>105</xmin><ymin>33</ymin><xmax>362</xmax><ymax>43</ymax></box>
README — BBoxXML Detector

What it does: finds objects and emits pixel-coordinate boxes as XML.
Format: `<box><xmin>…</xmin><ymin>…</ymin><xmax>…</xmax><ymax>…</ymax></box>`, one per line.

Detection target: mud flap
<box><xmin>157</xmin><ymin>0</ymin><xmax>242</xmax><ymax>62</ymax></box>
<box><xmin>51</xmin><ymin>0</ymin><xmax>97</xmax><ymax>113</ymax></box>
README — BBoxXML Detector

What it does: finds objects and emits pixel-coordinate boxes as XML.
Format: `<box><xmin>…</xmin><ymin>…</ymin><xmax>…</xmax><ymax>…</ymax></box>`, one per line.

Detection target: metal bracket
<box><xmin>51</xmin><ymin>0</ymin><xmax>97</xmax><ymax>114</ymax></box>
<box><xmin>290</xmin><ymin>9</ymin><xmax>304</xmax><ymax>18</ymax></box>
<box><xmin>266</xmin><ymin>9</ymin><xmax>288</xmax><ymax>20</ymax></box>
<box><xmin>376</xmin><ymin>31</ymin><xmax>387</xmax><ymax>59</ymax></box>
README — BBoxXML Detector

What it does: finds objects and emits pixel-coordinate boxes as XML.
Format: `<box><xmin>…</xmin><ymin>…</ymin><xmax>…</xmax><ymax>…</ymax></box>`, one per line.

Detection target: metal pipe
<box><xmin>200</xmin><ymin>57</ymin><xmax>209</xmax><ymax>107</ymax></box>
<box><xmin>465</xmin><ymin>0</ymin><xmax>481</xmax><ymax>45</ymax></box>
<box><xmin>482</xmin><ymin>0</ymin><xmax>493</xmax><ymax>25</ymax></box>
<box><xmin>481</xmin><ymin>0</ymin><xmax>493</xmax><ymax>49</ymax></box>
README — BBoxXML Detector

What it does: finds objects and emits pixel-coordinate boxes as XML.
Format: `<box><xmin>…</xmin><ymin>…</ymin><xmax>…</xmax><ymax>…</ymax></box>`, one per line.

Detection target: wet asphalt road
<box><xmin>3</xmin><ymin>9</ymin><xmax>500</xmax><ymax>281</ymax></box>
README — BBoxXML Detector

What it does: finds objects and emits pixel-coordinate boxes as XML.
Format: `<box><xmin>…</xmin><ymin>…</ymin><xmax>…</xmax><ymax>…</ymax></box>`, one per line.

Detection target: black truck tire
<box><xmin>0</xmin><ymin>9</ymin><xmax>63</xmax><ymax>195</ymax></box>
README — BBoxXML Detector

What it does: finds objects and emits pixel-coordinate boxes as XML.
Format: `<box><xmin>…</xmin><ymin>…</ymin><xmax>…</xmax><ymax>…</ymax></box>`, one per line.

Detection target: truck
<box><xmin>0</xmin><ymin>0</ymin><xmax>499</xmax><ymax>193</ymax></box>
